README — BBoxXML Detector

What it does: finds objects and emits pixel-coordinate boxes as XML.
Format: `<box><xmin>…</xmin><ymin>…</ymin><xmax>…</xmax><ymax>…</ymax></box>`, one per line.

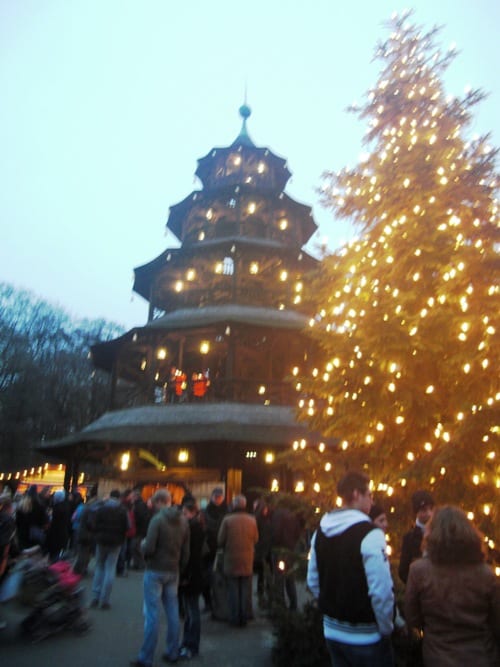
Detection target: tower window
<box><xmin>223</xmin><ymin>257</ymin><xmax>234</xmax><ymax>275</ymax></box>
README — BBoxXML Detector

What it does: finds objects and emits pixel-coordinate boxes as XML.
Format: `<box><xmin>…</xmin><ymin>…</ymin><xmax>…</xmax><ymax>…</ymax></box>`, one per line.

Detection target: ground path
<box><xmin>0</xmin><ymin>565</ymin><xmax>287</xmax><ymax>667</ymax></box>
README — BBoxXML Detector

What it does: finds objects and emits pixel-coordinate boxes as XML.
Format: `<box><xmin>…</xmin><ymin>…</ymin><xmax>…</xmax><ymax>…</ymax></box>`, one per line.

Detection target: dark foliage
<box><xmin>271</xmin><ymin>601</ymin><xmax>330</xmax><ymax>667</ymax></box>
<box><xmin>0</xmin><ymin>282</ymin><xmax>125</xmax><ymax>469</ymax></box>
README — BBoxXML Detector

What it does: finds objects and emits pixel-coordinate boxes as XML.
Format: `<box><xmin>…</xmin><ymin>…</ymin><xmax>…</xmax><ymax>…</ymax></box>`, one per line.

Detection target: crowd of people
<box><xmin>1</xmin><ymin>476</ymin><xmax>499</xmax><ymax>665</ymax></box>
<box><xmin>307</xmin><ymin>471</ymin><xmax>499</xmax><ymax>666</ymax></box>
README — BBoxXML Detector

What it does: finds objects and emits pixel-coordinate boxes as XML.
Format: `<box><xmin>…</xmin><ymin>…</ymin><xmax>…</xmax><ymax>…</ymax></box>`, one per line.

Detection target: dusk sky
<box><xmin>1</xmin><ymin>1</ymin><xmax>499</xmax><ymax>329</ymax></box>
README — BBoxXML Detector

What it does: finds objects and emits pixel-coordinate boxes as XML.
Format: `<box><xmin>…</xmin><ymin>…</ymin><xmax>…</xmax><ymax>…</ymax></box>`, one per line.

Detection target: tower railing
<box><xmin>113</xmin><ymin>378</ymin><xmax>297</xmax><ymax>409</ymax></box>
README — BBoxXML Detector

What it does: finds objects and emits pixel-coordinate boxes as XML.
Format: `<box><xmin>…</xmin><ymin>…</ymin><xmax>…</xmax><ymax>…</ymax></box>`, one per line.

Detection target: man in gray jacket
<box><xmin>131</xmin><ymin>490</ymin><xmax>189</xmax><ymax>667</ymax></box>
<box><xmin>307</xmin><ymin>471</ymin><xmax>394</xmax><ymax>666</ymax></box>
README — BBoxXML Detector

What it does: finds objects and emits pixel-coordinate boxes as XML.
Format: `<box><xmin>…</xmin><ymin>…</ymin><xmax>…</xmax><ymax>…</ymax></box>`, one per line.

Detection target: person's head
<box><xmin>254</xmin><ymin>497</ymin><xmax>270</xmax><ymax>517</ymax></box>
<box><xmin>53</xmin><ymin>490</ymin><xmax>66</xmax><ymax>505</ymax></box>
<box><xmin>411</xmin><ymin>490</ymin><xmax>434</xmax><ymax>525</ymax></box>
<box><xmin>369</xmin><ymin>502</ymin><xmax>389</xmax><ymax>533</ymax></box>
<box><xmin>232</xmin><ymin>494</ymin><xmax>247</xmax><ymax>511</ymax></box>
<box><xmin>121</xmin><ymin>489</ymin><xmax>133</xmax><ymax>506</ymax></box>
<box><xmin>211</xmin><ymin>487</ymin><xmax>225</xmax><ymax>506</ymax></box>
<box><xmin>337</xmin><ymin>471</ymin><xmax>372</xmax><ymax>515</ymax></box>
<box><xmin>39</xmin><ymin>487</ymin><xmax>51</xmax><ymax>501</ymax></box>
<box><xmin>182</xmin><ymin>496</ymin><xmax>198</xmax><ymax>519</ymax></box>
<box><xmin>152</xmin><ymin>489</ymin><xmax>171</xmax><ymax>511</ymax></box>
<box><xmin>424</xmin><ymin>505</ymin><xmax>485</xmax><ymax>566</ymax></box>
<box><xmin>109</xmin><ymin>489</ymin><xmax>121</xmax><ymax>500</ymax></box>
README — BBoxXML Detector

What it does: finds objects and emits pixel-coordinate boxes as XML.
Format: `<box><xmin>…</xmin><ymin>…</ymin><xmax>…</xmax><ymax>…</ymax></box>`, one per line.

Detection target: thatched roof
<box><xmin>38</xmin><ymin>403</ymin><xmax>318</xmax><ymax>455</ymax></box>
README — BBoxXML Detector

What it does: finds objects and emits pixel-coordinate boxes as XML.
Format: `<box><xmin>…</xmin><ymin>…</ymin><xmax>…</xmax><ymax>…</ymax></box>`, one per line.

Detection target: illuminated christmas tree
<box><xmin>294</xmin><ymin>13</ymin><xmax>499</xmax><ymax>560</ymax></box>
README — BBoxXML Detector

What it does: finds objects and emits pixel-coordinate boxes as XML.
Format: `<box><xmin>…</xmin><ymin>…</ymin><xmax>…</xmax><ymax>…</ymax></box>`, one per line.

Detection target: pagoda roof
<box><xmin>91</xmin><ymin>304</ymin><xmax>310</xmax><ymax>372</ymax></box>
<box><xmin>133</xmin><ymin>239</ymin><xmax>318</xmax><ymax>301</ymax></box>
<box><xmin>37</xmin><ymin>403</ymin><xmax>329</xmax><ymax>455</ymax></box>
<box><xmin>166</xmin><ymin>189</ymin><xmax>315</xmax><ymax>242</ymax></box>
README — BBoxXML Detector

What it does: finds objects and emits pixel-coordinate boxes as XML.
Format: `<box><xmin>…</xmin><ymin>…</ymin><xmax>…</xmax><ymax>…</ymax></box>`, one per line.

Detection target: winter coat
<box><xmin>180</xmin><ymin>513</ymin><xmax>206</xmax><ymax>595</ymax></box>
<box><xmin>405</xmin><ymin>556</ymin><xmax>500</xmax><ymax>667</ymax></box>
<box><xmin>93</xmin><ymin>498</ymin><xmax>128</xmax><ymax>547</ymax></box>
<box><xmin>133</xmin><ymin>498</ymin><xmax>151</xmax><ymax>537</ymax></box>
<box><xmin>0</xmin><ymin>508</ymin><xmax>16</xmax><ymax>579</ymax></box>
<box><xmin>398</xmin><ymin>524</ymin><xmax>424</xmax><ymax>583</ymax></box>
<box><xmin>46</xmin><ymin>500</ymin><xmax>71</xmax><ymax>558</ymax></box>
<box><xmin>217</xmin><ymin>509</ymin><xmax>258</xmax><ymax>578</ymax></box>
<box><xmin>76</xmin><ymin>497</ymin><xmax>100</xmax><ymax>546</ymax></box>
<box><xmin>203</xmin><ymin>500</ymin><xmax>227</xmax><ymax>559</ymax></box>
<box><xmin>254</xmin><ymin>505</ymin><xmax>272</xmax><ymax>563</ymax></box>
<box><xmin>307</xmin><ymin>508</ymin><xmax>394</xmax><ymax>644</ymax></box>
<box><xmin>142</xmin><ymin>505</ymin><xmax>189</xmax><ymax>575</ymax></box>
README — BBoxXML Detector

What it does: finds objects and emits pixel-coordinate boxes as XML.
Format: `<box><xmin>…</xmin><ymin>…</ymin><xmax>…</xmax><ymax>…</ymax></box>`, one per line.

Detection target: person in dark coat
<box><xmin>398</xmin><ymin>490</ymin><xmax>434</xmax><ymax>584</ymax></box>
<box><xmin>0</xmin><ymin>492</ymin><xmax>17</xmax><ymax>630</ymax></box>
<box><xmin>253</xmin><ymin>497</ymin><xmax>273</xmax><ymax>608</ymax></box>
<box><xmin>90</xmin><ymin>489</ymin><xmax>128</xmax><ymax>609</ymax></box>
<box><xmin>73</xmin><ymin>484</ymin><xmax>100</xmax><ymax>575</ymax></box>
<box><xmin>179</xmin><ymin>497</ymin><xmax>206</xmax><ymax>659</ymax></box>
<box><xmin>271</xmin><ymin>504</ymin><xmax>303</xmax><ymax>611</ymax></box>
<box><xmin>130</xmin><ymin>487</ymin><xmax>151</xmax><ymax>570</ymax></box>
<box><xmin>45</xmin><ymin>490</ymin><xmax>71</xmax><ymax>562</ymax></box>
<box><xmin>201</xmin><ymin>487</ymin><xmax>227</xmax><ymax>611</ymax></box>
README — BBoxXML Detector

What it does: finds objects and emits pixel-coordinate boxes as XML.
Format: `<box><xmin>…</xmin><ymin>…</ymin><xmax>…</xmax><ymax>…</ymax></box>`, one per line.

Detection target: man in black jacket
<box><xmin>398</xmin><ymin>489</ymin><xmax>434</xmax><ymax>584</ymax></box>
<box><xmin>90</xmin><ymin>489</ymin><xmax>128</xmax><ymax>609</ymax></box>
<box><xmin>201</xmin><ymin>487</ymin><xmax>227</xmax><ymax>611</ymax></box>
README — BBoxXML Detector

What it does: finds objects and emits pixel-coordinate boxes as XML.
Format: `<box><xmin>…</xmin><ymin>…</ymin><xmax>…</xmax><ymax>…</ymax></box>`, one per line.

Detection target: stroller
<box><xmin>3</xmin><ymin>551</ymin><xmax>91</xmax><ymax>642</ymax></box>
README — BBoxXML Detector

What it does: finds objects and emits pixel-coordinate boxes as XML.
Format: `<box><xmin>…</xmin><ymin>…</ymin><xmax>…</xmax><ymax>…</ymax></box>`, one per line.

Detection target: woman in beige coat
<box><xmin>405</xmin><ymin>505</ymin><xmax>500</xmax><ymax>666</ymax></box>
<box><xmin>217</xmin><ymin>495</ymin><xmax>258</xmax><ymax>627</ymax></box>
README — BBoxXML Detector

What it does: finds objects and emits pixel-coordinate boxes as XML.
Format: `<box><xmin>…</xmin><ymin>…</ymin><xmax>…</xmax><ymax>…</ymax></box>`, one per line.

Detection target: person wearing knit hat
<box><xmin>398</xmin><ymin>489</ymin><xmax>434</xmax><ymax>584</ymax></box>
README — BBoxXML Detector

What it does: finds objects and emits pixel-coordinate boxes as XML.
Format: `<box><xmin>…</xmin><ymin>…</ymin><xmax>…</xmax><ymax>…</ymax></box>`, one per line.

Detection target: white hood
<box><xmin>319</xmin><ymin>508</ymin><xmax>371</xmax><ymax>538</ymax></box>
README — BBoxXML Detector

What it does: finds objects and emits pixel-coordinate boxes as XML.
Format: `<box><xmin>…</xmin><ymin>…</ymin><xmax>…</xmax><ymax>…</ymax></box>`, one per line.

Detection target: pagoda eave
<box><xmin>91</xmin><ymin>303</ymin><xmax>311</xmax><ymax>372</ymax></box>
<box><xmin>133</xmin><ymin>241</ymin><xmax>319</xmax><ymax>301</ymax></box>
<box><xmin>37</xmin><ymin>403</ymin><xmax>324</xmax><ymax>454</ymax></box>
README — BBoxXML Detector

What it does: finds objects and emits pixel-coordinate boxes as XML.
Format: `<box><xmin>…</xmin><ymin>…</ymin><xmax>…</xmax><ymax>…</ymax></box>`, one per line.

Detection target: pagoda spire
<box><xmin>232</xmin><ymin>102</ymin><xmax>255</xmax><ymax>147</ymax></box>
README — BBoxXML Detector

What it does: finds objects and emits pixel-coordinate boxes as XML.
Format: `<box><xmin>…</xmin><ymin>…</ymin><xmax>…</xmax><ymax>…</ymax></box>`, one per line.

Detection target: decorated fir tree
<box><xmin>293</xmin><ymin>13</ymin><xmax>499</xmax><ymax>562</ymax></box>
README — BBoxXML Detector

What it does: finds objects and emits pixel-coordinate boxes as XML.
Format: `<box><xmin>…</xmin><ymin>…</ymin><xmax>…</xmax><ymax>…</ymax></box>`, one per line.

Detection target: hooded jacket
<box><xmin>142</xmin><ymin>505</ymin><xmax>189</xmax><ymax>575</ymax></box>
<box><xmin>307</xmin><ymin>508</ymin><xmax>394</xmax><ymax>645</ymax></box>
